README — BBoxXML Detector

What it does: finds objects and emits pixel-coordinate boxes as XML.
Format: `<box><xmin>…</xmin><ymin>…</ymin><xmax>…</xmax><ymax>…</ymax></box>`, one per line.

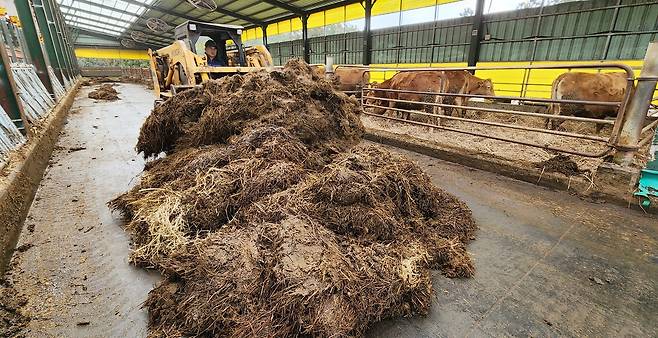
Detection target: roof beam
<box><xmin>260</xmin><ymin>0</ymin><xmax>304</xmax><ymax>15</ymax></box>
<box><xmin>120</xmin><ymin>0</ymin><xmax>199</xmax><ymax>21</ymax></box>
<box><xmin>136</xmin><ymin>0</ymin><xmax>265</xmax><ymax>26</ymax></box>
<box><xmin>73</xmin><ymin>27</ymin><xmax>162</xmax><ymax>49</ymax></box>
<box><xmin>65</xmin><ymin>0</ymin><xmax>140</xmax><ymax>19</ymax></box>
<box><xmin>69</xmin><ymin>20</ymin><xmax>166</xmax><ymax>48</ymax></box>
<box><xmin>119</xmin><ymin>0</ymin><xmax>263</xmax><ymax>26</ymax></box>
<box><xmin>213</xmin><ymin>2</ymin><xmax>279</xmax><ymax>26</ymax></box>
<box><xmin>212</xmin><ymin>7</ymin><xmax>264</xmax><ymax>25</ymax></box>
<box><xmin>60</xmin><ymin>5</ymin><xmax>172</xmax><ymax>42</ymax></box>
<box><xmin>65</xmin><ymin>13</ymin><xmax>170</xmax><ymax>44</ymax></box>
<box><xmin>252</xmin><ymin>0</ymin><xmax>362</xmax><ymax>29</ymax></box>
<box><xmin>60</xmin><ymin>4</ymin><xmax>135</xmax><ymax>25</ymax></box>
<box><xmin>305</xmin><ymin>0</ymin><xmax>362</xmax><ymax>13</ymax></box>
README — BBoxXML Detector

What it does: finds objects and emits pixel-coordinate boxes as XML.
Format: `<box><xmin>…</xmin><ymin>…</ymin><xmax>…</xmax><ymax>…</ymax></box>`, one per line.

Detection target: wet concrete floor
<box><xmin>7</xmin><ymin>84</ymin><xmax>658</xmax><ymax>337</ymax></box>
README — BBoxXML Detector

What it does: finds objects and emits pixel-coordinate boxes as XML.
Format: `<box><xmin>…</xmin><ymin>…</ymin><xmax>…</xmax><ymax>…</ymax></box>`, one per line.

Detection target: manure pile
<box><xmin>110</xmin><ymin>59</ymin><xmax>477</xmax><ymax>337</ymax></box>
<box><xmin>88</xmin><ymin>83</ymin><xmax>119</xmax><ymax>100</ymax></box>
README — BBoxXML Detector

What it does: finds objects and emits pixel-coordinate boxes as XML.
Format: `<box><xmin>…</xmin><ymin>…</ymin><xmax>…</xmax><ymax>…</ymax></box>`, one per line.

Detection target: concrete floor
<box><xmin>8</xmin><ymin>84</ymin><xmax>658</xmax><ymax>337</ymax></box>
<box><xmin>368</xmin><ymin>144</ymin><xmax>658</xmax><ymax>337</ymax></box>
<box><xmin>9</xmin><ymin>84</ymin><xmax>159</xmax><ymax>337</ymax></box>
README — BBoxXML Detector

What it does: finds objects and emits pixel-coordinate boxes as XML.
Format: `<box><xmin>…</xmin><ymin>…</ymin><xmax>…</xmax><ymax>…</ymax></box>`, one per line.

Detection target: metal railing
<box><xmin>10</xmin><ymin>63</ymin><xmax>56</xmax><ymax>124</ymax></box>
<box><xmin>0</xmin><ymin>104</ymin><xmax>26</xmax><ymax>166</ymax></box>
<box><xmin>355</xmin><ymin>62</ymin><xmax>654</xmax><ymax>159</ymax></box>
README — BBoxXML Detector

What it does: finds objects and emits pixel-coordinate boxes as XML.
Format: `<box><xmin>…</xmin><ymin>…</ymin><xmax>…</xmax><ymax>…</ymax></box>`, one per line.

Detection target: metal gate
<box><xmin>0</xmin><ymin>104</ymin><xmax>26</xmax><ymax>165</ymax></box>
<box><xmin>10</xmin><ymin>63</ymin><xmax>56</xmax><ymax>124</ymax></box>
<box><xmin>357</xmin><ymin>62</ymin><xmax>658</xmax><ymax>161</ymax></box>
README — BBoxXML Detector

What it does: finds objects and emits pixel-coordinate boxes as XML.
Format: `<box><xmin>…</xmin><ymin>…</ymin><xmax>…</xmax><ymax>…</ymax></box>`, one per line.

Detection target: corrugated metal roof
<box><xmin>58</xmin><ymin>0</ymin><xmax>155</xmax><ymax>36</ymax></box>
<box><xmin>59</xmin><ymin>0</ymin><xmax>357</xmax><ymax>48</ymax></box>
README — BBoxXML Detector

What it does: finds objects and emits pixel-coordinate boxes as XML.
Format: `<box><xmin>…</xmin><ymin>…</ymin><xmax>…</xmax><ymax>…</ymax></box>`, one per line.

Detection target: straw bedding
<box><xmin>110</xmin><ymin>59</ymin><xmax>477</xmax><ymax>337</ymax></box>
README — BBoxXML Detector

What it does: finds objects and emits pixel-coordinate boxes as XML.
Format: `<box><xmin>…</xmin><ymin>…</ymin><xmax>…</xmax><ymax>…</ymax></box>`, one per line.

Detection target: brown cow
<box><xmin>333</xmin><ymin>67</ymin><xmax>370</xmax><ymax>94</ymax></box>
<box><xmin>366</xmin><ymin>70</ymin><xmax>495</xmax><ymax>122</ymax></box>
<box><xmin>547</xmin><ymin>72</ymin><xmax>629</xmax><ymax>132</ymax></box>
<box><xmin>367</xmin><ymin>71</ymin><xmax>447</xmax><ymax>120</ymax></box>
<box><xmin>438</xmin><ymin>71</ymin><xmax>496</xmax><ymax>118</ymax></box>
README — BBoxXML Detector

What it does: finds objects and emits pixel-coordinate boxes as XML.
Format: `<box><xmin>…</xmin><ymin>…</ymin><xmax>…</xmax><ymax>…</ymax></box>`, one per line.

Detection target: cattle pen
<box><xmin>1</xmin><ymin>0</ymin><xmax>657</xmax><ymax>337</ymax></box>
<box><xmin>359</xmin><ymin>60</ymin><xmax>655</xmax><ymax>163</ymax></box>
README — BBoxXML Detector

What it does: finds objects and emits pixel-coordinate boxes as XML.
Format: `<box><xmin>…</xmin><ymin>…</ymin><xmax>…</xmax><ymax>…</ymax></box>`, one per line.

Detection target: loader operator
<box><xmin>204</xmin><ymin>39</ymin><xmax>227</xmax><ymax>67</ymax></box>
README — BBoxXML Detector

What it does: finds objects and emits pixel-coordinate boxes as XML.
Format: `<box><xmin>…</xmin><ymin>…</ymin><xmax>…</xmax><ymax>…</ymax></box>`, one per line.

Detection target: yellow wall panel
<box><xmin>243</xmin><ymin>28</ymin><xmax>255</xmax><ymax>41</ymax></box>
<box><xmin>401</xmin><ymin>0</ymin><xmax>435</xmax><ymax>11</ymax></box>
<box><xmin>372</xmin><ymin>0</ymin><xmax>401</xmax><ymax>15</ymax></box>
<box><xmin>277</xmin><ymin>19</ymin><xmax>292</xmax><ymax>34</ymax></box>
<box><xmin>325</xmin><ymin>7</ymin><xmax>345</xmax><ymax>26</ymax></box>
<box><xmin>345</xmin><ymin>3</ymin><xmax>363</xmax><ymax>21</ymax></box>
<box><xmin>308</xmin><ymin>12</ymin><xmax>325</xmax><ymax>28</ymax></box>
<box><xmin>75</xmin><ymin>48</ymin><xmax>149</xmax><ymax>60</ymax></box>
<box><xmin>401</xmin><ymin>0</ymin><xmax>458</xmax><ymax>10</ymax></box>
<box><xmin>291</xmin><ymin>17</ymin><xmax>302</xmax><ymax>31</ymax></box>
<box><xmin>429</xmin><ymin>62</ymin><xmax>468</xmax><ymax>68</ymax></box>
<box><xmin>266</xmin><ymin>25</ymin><xmax>278</xmax><ymax>37</ymax></box>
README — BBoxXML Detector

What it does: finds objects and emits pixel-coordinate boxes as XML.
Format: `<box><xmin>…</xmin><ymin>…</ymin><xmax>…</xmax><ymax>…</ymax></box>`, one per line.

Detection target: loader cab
<box><xmin>174</xmin><ymin>21</ymin><xmax>247</xmax><ymax>67</ymax></box>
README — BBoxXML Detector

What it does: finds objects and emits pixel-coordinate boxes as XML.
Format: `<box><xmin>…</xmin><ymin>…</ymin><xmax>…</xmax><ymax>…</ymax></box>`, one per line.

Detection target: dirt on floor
<box><xmin>537</xmin><ymin>154</ymin><xmax>588</xmax><ymax>177</ymax></box>
<box><xmin>0</xmin><ymin>278</ymin><xmax>29</xmax><ymax>337</ymax></box>
<box><xmin>109</xmin><ymin>59</ymin><xmax>478</xmax><ymax>337</ymax></box>
<box><xmin>362</xmin><ymin>107</ymin><xmax>655</xmax><ymax>176</ymax></box>
<box><xmin>87</xmin><ymin>84</ymin><xmax>119</xmax><ymax>101</ymax></box>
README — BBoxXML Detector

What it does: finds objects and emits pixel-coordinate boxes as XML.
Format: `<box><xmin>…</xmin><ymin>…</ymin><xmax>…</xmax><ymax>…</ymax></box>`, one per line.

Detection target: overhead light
<box><xmin>146</xmin><ymin>17</ymin><xmax>171</xmax><ymax>32</ymax></box>
<box><xmin>186</xmin><ymin>0</ymin><xmax>218</xmax><ymax>11</ymax></box>
<box><xmin>131</xmin><ymin>31</ymin><xmax>148</xmax><ymax>43</ymax></box>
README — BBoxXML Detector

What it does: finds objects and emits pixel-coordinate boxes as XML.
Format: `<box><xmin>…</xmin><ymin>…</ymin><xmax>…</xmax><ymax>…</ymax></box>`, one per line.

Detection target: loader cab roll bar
<box><xmin>174</xmin><ymin>20</ymin><xmax>247</xmax><ymax>67</ymax></box>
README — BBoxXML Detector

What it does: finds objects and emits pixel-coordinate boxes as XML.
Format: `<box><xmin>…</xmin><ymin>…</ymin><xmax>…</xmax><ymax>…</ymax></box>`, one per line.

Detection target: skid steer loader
<box><xmin>148</xmin><ymin>21</ymin><xmax>274</xmax><ymax>100</ymax></box>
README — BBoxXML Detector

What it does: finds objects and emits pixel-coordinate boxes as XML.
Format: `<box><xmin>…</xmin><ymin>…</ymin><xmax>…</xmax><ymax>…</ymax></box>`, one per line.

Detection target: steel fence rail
<box><xmin>362</xmin><ymin>93</ymin><xmax>616</xmax><ymax>125</ymax></box>
<box><xmin>11</xmin><ymin>63</ymin><xmax>56</xmax><ymax>123</ymax></box>
<box><xmin>0</xmin><ymin>104</ymin><xmax>26</xmax><ymax>164</ymax></box>
<box><xmin>353</xmin><ymin>62</ymin><xmax>638</xmax><ymax>157</ymax></box>
<box><xmin>362</xmin><ymin>102</ymin><xmax>609</xmax><ymax>142</ymax></box>
<box><xmin>362</xmin><ymin>111</ymin><xmax>613</xmax><ymax>158</ymax></box>
<box><xmin>363</xmin><ymin>87</ymin><xmax>622</xmax><ymax>107</ymax></box>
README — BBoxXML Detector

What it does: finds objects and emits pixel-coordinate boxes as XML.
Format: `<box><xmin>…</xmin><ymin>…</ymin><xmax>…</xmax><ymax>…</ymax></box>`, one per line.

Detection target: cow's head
<box><xmin>471</xmin><ymin>79</ymin><xmax>495</xmax><ymax>97</ymax></box>
<box><xmin>363</xmin><ymin>82</ymin><xmax>379</xmax><ymax>106</ymax></box>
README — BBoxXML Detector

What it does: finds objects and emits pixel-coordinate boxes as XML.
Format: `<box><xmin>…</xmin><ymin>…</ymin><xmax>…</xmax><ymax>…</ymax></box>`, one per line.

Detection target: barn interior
<box><xmin>0</xmin><ymin>0</ymin><xmax>657</xmax><ymax>337</ymax></box>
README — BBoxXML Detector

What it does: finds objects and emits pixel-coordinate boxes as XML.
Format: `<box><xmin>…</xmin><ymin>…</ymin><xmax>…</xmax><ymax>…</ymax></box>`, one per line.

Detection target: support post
<box><xmin>13</xmin><ymin>0</ymin><xmax>54</xmax><ymax>94</ymax></box>
<box><xmin>261</xmin><ymin>24</ymin><xmax>268</xmax><ymax>49</ymax></box>
<box><xmin>301</xmin><ymin>14</ymin><xmax>310</xmax><ymax>63</ymax></box>
<box><xmin>51</xmin><ymin>1</ymin><xmax>78</xmax><ymax>76</ymax></box>
<box><xmin>0</xmin><ymin>42</ymin><xmax>29</xmax><ymax>132</ymax></box>
<box><xmin>42</xmin><ymin>0</ymin><xmax>72</xmax><ymax>79</ymax></box>
<box><xmin>613</xmin><ymin>41</ymin><xmax>658</xmax><ymax>165</ymax></box>
<box><xmin>32</xmin><ymin>0</ymin><xmax>63</xmax><ymax>83</ymax></box>
<box><xmin>50</xmin><ymin>0</ymin><xmax>75</xmax><ymax>76</ymax></box>
<box><xmin>362</xmin><ymin>0</ymin><xmax>373</xmax><ymax>65</ymax></box>
<box><xmin>467</xmin><ymin>0</ymin><xmax>485</xmax><ymax>69</ymax></box>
